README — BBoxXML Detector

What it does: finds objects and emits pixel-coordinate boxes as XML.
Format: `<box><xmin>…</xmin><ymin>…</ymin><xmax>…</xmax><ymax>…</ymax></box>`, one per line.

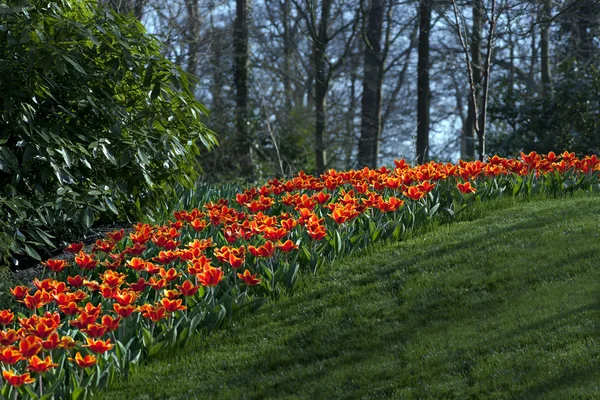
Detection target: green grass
<box><xmin>101</xmin><ymin>196</ymin><xmax>600</xmax><ymax>399</ymax></box>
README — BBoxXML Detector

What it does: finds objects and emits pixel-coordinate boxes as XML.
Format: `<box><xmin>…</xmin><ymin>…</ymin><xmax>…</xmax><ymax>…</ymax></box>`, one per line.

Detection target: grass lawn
<box><xmin>101</xmin><ymin>195</ymin><xmax>600</xmax><ymax>399</ymax></box>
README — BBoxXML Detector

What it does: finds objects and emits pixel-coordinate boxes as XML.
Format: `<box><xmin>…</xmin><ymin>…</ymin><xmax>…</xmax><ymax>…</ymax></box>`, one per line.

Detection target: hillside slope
<box><xmin>102</xmin><ymin>196</ymin><xmax>600</xmax><ymax>399</ymax></box>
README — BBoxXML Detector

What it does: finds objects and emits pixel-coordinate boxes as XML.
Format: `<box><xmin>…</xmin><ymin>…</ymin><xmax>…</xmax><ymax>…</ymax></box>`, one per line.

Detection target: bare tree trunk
<box><xmin>416</xmin><ymin>0</ymin><xmax>431</xmax><ymax>164</ymax></box>
<box><xmin>282</xmin><ymin>0</ymin><xmax>293</xmax><ymax>112</ymax></box>
<box><xmin>540</xmin><ymin>0</ymin><xmax>553</xmax><ymax>99</ymax></box>
<box><xmin>508</xmin><ymin>6</ymin><xmax>515</xmax><ymax>98</ymax></box>
<box><xmin>312</xmin><ymin>0</ymin><xmax>332</xmax><ymax>175</ymax></box>
<box><xmin>234</xmin><ymin>0</ymin><xmax>253</xmax><ymax>179</ymax></box>
<box><xmin>358</xmin><ymin>0</ymin><xmax>386</xmax><ymax>169</ymax></box>
<box><xmin>464</xmin><ymin>0</ymin><xmax>482</xmax><ymax>160</ymax></box>
<box><xmin>346</xmin><ymin>73</ymin><xmax>357</xmax><ymax>170</ymax></box>
<box><xmin>185</xmin><ymin>0</ymin><xmax>200</xmax><ymax>83</ymax></box>
<box><xmin>314</xmin><ymin>44</ymin><xmax>328</xmax><ymax>174</ymax></box>
<box><xmin>529</xmin><ymin>15</ymin><xmax>536</xmax><ymax>85</ymax></box>
<box><xmin>478</xmin><ymin>0</ymin><xmax>497</xmax><ymax>161</ymax></box>
<box><xmin>345</xmin><ymin>40</ymin><xmax>362</xmax><ymax>170</ymax></box>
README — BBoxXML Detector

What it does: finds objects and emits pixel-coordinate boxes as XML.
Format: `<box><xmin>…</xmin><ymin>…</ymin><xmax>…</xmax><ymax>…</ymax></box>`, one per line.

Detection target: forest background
<box><xmin>105</xmin><ymin>0</ymin><xmax>600</xmax><ymax>181</ymax></box>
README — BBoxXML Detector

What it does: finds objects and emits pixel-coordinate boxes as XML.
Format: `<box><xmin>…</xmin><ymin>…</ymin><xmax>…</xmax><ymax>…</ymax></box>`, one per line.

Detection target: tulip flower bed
<box><xmin>0</xmin><ymin>151</ymin><xmax>598</xmax><ymax>399</ymax></box>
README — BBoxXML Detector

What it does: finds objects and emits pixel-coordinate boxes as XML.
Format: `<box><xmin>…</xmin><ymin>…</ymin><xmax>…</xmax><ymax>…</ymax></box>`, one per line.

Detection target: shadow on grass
<box><xmin>102</xmin><ymin>196</ymin><xmax>600</xmax><ymax>399</ymax></box>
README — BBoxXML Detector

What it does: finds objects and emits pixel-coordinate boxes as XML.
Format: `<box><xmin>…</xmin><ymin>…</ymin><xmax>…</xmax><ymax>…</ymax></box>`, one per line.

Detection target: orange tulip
<box><xmin>139</xmin><ymin>305</ymin><xmax>168</xmax><ymax>323</ymax></box>
<box><xmin>237</xmin><ymin>270</ymin><xmax>262</xmax><ymax>286</ymax></box>
<box><xmin>314</xmin><ymin>191</ymin><xmax>331</xmax><ymax>204</ymax></box>
<box><xmin>403</xmin><ymin>186</ymin><xmax>426</xmax><ymax>201</ymax></box>
<box><xmin>162</xmin><ymin>289</ymin><xmax>180</xmax><ymax>300</ymax></box>
<box><xmin>457</xmin><ymin>181</ymin><xmax>476</xmax><ymax>194</ymax></box>
<box><xmin>248</xmin><ymin>241</ymin><xmax>275</xmax><ymax>258</ymax></box>
<box><xmin>75</xmin><ymin>251</ymin><xmax>99</xmax><ymax>270</ymax></box>
<box><xmin>85</xmin><ymin>338</ymin><xmax>114</xmax><ymax>354</ymax></box>
<box><xmin>42</xmin><ymin>331</ymin><xmax>61</xmax><ymax>351</ymax></box>
<box><xmin>93</xmin><ymin>239</ymin><xmax>116</xmax><ymax>253</ymax></box>
<box><xmin>129</xmin><ymin>278</ymin><xmax>149</xmax><ymax>292</ymax></box>
<box><xmin>197</xmin><ymin>267</ymin><xmax>224</xmax><ymax>287</ymax></box>
<box><xmin>276</xmin><ymin>239</ymin><xmax>299</xmax><ymax>252</ymax></box>
<box><xmin>60</xmin><ymin>335</ymin><xmax>76</xmax><ymax>350</ymax></box>
<box><xmin>160</xmin><ymin>298</ymin><xmax>187</xmax><ymax>313</ymax></box>
<box><xmin>30</xmin><ymin>321</ymin><xmax>55</xmax><ymax>339</ymax></box>
<box><xmin>0</xmin><ymin>329</ymin><xmax>19</xmax><ymax>346</ymax></box>
<box><xmin>64</xmin><ymin>242</ymin><xmax>84</xmax><ymax>253</ymax></box>
<box><xmin>113</xmin><ymin>303</ymin><xmax>136</xmax><ymax>318</ymax></box>
<box><xmin>82</xmin><ymin>324</ymin><xmax>107</xmax><ymax>338</ymax></box>
<box><xmin>152</xmin><ymin>250</ymin><xmax>180</xmax><ymax>264</ymax></box>
<box><xmin>306</xmin><ymin>224</ymin><xmax>327</xmax><ymax>241</ymax></box>
<box><xmin>2</xmin><ymin>369</ymin><xmax>35</xmax><ymax>387</ymax></box>
<box><xmin>70</xmin><ymin>352</ymin><xmax>96</xmax><ymax>369</ymax></box>
<box><xmin>59</xmin><ymin>302</ymin><xmax>79</xmax><ymax>316</ymax></box>
<box><xmin>376</xmin><ymin>197</ymin><xmax>404</xmax><ymax>213</ymax></box>
<box><xmin>158</xmin><ymin>267</ymin><xmax>181</xmax><ymax>282</ymax></box>
<box><xmin>27</xmin><ymin>355</ymin><xmax>58</xmax><ymax>373</ymax></box>
<box><xmin>123</xmin><ymin>243</ymin><xmax>146</xmax><ymax>255</ymax></box>
<box><xmin>106</xmin><ymin>228</ymin><xmax>125</xmax><ymax>242</ymax></box>
<box><xmin>0</xmin><ymin>309</ymin><xmax>14</xmax><ymax>325</ymax></box>
<box><xmin>0</xmin><ymin>346</ymin><xmax>23</xmax><ymax>364</ymax></box>
<box><xmin>144</xmin><ymin>262</ymin><xmax>161</xmax><ymax>274</ymax></box>
<box><xmin>114</xmin><ymin>290</ymin><xmax>138</xmax><ymax>306</ymax></box>
<box><xmin>126</xmin><ymin>257</ymin><xmax>146</xmax><ymax>271</ymax></box>
<box><xmin>101</xmin><ymin>315</ymin><xmax>122</xmax><ymax>332</ymax></box>
<box><xmin>190</xmin><ymin>218</ymin><xmax>208</xmax><ymax>231</ymax></box>
<box><xmin>19</xmin><ymin>335</ymin><xmax>42</xmax><ymax>358</ymax></box>
<box><xmin>176</xmin><ymin>280</ymin><xmax>200</xmax><ymax>297</ymax></box>
<box><xmin>148</xmin><ymin>277</ymin><xmax>168</xmax><ymax>291</ymax></box>
<box><xmin>41</xmin><ymin>259</ymin><xmax>68</xmax><ymax>273</ymax></box>
<box><xmin>10</xmin><ymin>285</ymin><xmax>29</xmax><ymax>299</ymax></box>
<box><xmin>22</xmin><ymin>290</ymin><xmax>50</xmax><ymax>310</ymax></box>
<box><xmin>67</xmin><ymin>275</ymin><xmax>85</xmax><ymax>287</ymax></box>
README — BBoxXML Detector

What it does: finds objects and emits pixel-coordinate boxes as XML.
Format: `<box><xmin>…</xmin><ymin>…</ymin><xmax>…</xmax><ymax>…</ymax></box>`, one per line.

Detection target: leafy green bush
<box><xmin>0</xmin><ymin>0</ymin><xmax>217</xmax><ymax>264</ymax></box>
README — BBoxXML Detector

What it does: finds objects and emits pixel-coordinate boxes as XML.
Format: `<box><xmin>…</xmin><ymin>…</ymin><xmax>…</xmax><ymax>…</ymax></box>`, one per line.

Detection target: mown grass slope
<box><xmin>102</xmin><ymin>196</ymin><xmax>600</xmax><ymax>399</ymax></box>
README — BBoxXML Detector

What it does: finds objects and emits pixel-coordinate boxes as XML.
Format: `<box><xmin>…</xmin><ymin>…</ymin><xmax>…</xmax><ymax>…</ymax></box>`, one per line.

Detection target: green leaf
<box><xmin>101</xmin><ymin>144</ymin><xmax>117</xmax><ymax>165</ymax></box>
<box><xmin>151</xmin><ymin>82</ymin><xmax>161</xmax><ymax>99</ymax></box>
<box><xmin>335</xmin><ymin>230</ymin><xmax>343</xmax><ymax>254</ymax></box>
<box><xmin>105</xmin><ymin>197</ymin><xmax>118</xmax><ymax>214</ymax></box>
<box><xmin>429</xmin><ymin>203</ymin><xmax>440</xmax><ymax>218</ymax></box>
<box><xmin>148</xmin><ymin>341</ymin><xmax>168</xmax><ymax>357</ymax></box>
<box><xmin>24</xmin><ymin>243</ymin><xmax>41</xmax><ymax>260</ymax></box>
<box><xmin>512</xmin><ymin>181</ymin><xmax>522</xmax><ymax>197</ymax></box>
<box><xmin>205</xmin><ymin>304</ymin><xmax>225</xmax><ymax>333</ymax></box>
<box><xmin>0</xmin><ymin>146</ymin><xmax>18</xmax><ymax>172</ymax></box>
<box><xmin>62</xmin><ymin>55</ymin><xmax>86</xmax><ymax>74</ymax></box>
<box><xmin>0</xmin><ymin>381</ymin><xmax>8</xmax><ymax>398</ymax></box>
<box><xmin>141</xmin><ymin>327</ymin><xmax>154</xmax><ymax>348</ymax></box>
<box><xmin>83</xmin><ymin>206</ymin><xmax>94</xmax><ymax>228</ymax></box>
<box><xmin>144</xmin><ymin>63</ymin><xmax>154</xmax><ymax>87</ymax></box>
<box><xmin>371</xmin><ymin>227</ymin><xmax>382</xmax><ymax>243</ymax></box>
<box><xmin>71</xmin><ymin>387</ymin><xmax>86</xmax><ymax>400</ymax></box>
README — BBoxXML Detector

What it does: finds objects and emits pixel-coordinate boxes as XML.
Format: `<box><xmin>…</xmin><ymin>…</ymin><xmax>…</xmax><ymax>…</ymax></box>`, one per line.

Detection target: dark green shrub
<box><xmin>0</xmin><ymin>0</ymin><xmax>217</xmax><ymax>263</ymax></box>
<box><xmin>488</xmin><ymin>62</ymin><xmax>600</xmax><ymax>157</ymax></box>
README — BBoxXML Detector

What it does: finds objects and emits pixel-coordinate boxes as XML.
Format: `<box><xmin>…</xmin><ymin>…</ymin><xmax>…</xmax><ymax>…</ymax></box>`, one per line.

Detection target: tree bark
<box><xmin>464</xmin><ymin>0</ymin><xmax>482</xmax><ymax>160</ymax></box>
<box><xmin>358</xmin><ymin>0</ymin><xmax>386</xmax><ymax>169</ymax></box>
<box><xmin>185</xmin><ymin>0</ymin><xmax>200</xmax><ymax>83</ymax></box>
<box><xmin>540</xmin><ymin>0</ymin><xmax>553</xmax><ymax>99</ymax></box>
<box><xmin>234</xmin><ymin>0</ymin><xmax>253</xmax><ymax>179</ymax></box>
<box><xmin>312</xmin><ymin>0</ymin><xmax>332</xmax><ymax>175</ymax></box>
<box><xmin>282</xmin><ymin>0</ymin><xmax>293</xmax><ymax>112</ymax></box>
<box><xmin>416</xmin><ymin>0</ymin><xmax>431</xmax><ymax>165</ymax></box>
